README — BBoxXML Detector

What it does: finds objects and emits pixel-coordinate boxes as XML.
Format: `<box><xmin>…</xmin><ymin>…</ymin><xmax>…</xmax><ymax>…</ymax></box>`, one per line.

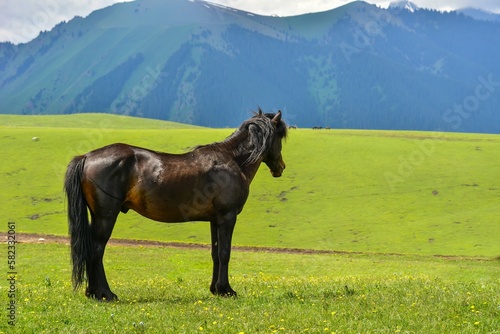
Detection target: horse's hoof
<box><xmin>222</xmin><ymin>290</ymin><xmax>237</xmax><ymax>298</ymax></box>
<box><xmin>86</xmin><ymin>287</ymin><xmax>118</xmax><ymax>302</ymax></box>
<box><xmin>100</xmin><ymin>293</ymin><xmax>118</xmax><ymax>302</ymax></box>
<box><xmin>213</xmin><ymin>285</ymin><xmax>237</xmax><ymax>297</ymax></box>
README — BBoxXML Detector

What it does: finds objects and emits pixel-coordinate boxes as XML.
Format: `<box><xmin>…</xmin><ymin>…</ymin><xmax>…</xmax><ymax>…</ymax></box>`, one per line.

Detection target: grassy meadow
<box><xmin>1</xmin><ymin>113</ymin><xmax>499</xmax><ymax>256</ymax></box>
<box><xmin>1</xmin><ymin>113</ymin><xmax>500</xmax><ymax>333</ymax></box>
<box><xmin>3</xmin><ymin>243</ymin><xmax>500</xmax><ymax>333</ymax></box>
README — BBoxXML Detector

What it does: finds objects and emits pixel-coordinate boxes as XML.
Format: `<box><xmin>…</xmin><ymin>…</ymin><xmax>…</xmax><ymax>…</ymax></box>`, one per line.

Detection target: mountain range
<box><xmin>1</xmin><ymin>0</ymin><xmax>500</xmax><ymax>132</ymax></box>
<box><xmin>457</xmin><ymin>7</ymin><xmax>500</xmax><ymax>22</ymax></box>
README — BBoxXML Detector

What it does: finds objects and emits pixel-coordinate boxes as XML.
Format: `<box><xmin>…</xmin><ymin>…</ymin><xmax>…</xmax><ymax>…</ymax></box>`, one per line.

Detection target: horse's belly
<box><xmin>125</xmin><ymin>166</ymin><xmax>246</xmax><ymax>223</ymax></box>
<box><xmin>126</xmin><ymin>191</ymin><xmax>214</xmax><ymax>223</ymax></box>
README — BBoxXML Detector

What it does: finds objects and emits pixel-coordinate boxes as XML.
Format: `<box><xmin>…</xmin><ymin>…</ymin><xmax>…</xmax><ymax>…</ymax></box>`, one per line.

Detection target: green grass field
<box><xmin>1</xmin><ymin>114</ymin><xmax>500</xmax><ymax>256</ymax></box>
<box><xmin>2</xmin><ymin>243</ymin><xmax>500</xmax><ymax>333</ymax></box>
<box><xmin>1</xmin><ymin>114</ymin><xmax>499</xmax><ymax>333</ymax></box>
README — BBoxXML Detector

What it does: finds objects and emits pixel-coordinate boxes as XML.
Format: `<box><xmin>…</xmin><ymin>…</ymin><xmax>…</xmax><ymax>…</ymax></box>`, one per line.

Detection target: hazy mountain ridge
<box><xmin>1</xmin><ymin>0</ymin><xmax>499</xmax><ymax>132</ymax></box>
<box><xmin>388</xmin><ymin>1</ymin><xmax>419</xmax><ymax>12</ymax></box>
<box><xmin>457</xmin><ymin>7</ymin><xmax>500</xmax><ymax>22</ymax></box>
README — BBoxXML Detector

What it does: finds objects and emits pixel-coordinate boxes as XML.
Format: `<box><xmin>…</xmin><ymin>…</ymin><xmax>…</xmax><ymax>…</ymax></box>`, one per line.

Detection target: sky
<box><xmin>1</xmin><ymin>0</ymin><xmax>499</xmax><ymax>44</ymax></box>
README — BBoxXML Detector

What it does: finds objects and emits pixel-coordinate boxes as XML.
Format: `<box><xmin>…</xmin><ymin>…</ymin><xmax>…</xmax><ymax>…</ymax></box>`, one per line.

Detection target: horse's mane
<box><xmin>209</xmin><ymin>109</ymin><xmax>287</xmax><ymax>165</ymax></box>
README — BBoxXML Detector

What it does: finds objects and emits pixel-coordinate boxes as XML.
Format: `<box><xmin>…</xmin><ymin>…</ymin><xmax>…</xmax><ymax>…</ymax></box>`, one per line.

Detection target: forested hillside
<box><xmin>1</xmin><ymin>0</ymin><xmax>499</xmax><ymax>132</ymax></box>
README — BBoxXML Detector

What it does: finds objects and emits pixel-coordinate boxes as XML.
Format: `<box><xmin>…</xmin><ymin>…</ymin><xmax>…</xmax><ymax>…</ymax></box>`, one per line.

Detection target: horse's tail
<box><xmin>64</xmin><ymin>155</ymin><xmax>92</xmax><ymax>290</ymax></box>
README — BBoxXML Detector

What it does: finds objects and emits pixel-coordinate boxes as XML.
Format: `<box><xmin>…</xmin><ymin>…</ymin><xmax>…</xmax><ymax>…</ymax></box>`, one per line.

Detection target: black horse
<box><xmin>64</xmin><ymin>110</ymin><xmax>287</xmax><ymax>301</ymax></box>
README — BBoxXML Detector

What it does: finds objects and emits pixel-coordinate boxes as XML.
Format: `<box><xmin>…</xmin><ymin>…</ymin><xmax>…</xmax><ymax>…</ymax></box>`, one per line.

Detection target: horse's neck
<box><xmin>240</xmin><ymin>159</ymin><xmax>263</xmax><ymax>184</ymax></box>
<box><xmin>219</xmin><ymin>129</ymin><xmax>264</xmax><ymax>183</ymax></box>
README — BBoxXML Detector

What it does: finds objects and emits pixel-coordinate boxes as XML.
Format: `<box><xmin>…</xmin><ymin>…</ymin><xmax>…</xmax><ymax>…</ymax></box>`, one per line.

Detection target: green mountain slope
<box><xmin>0</xmin><ymin>113</ymin><xmax>202</xmax><ymax>129</ymax></box>
<box><xmin>1</xmin><ymin>1</ymin><xmax>500</xmax><ymax>132</ymax></box>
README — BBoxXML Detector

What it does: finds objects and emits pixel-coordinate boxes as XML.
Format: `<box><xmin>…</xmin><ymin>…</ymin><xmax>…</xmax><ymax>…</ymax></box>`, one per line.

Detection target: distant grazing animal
<box><xmin>64</xmin><ymin>110</ymin><xmax>287</xmax><ymax>301</ymax></box>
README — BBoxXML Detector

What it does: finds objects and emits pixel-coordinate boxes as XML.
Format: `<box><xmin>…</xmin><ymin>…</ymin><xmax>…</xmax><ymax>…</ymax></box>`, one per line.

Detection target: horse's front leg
<box><xmin>210</xmin><ymin>212</ymin><xmax>237</xmax><ymax>297</ymax></box>
<box><xmin>209</xmin><ymin>220</ymin><xmax>219</xmax><ymax>295</ymax></box>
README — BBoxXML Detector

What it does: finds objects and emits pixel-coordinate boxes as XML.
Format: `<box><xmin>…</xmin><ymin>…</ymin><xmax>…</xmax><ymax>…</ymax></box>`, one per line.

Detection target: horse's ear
<box><xmin>271</xmin><ymin>110</ymin><xmax>282</xmax><ymax>126</ymax></box>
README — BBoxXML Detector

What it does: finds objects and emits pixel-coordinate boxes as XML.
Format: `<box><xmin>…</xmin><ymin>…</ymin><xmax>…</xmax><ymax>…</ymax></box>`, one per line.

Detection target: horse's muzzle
<box><xmin>270</xmin><ymin>159</ymin><xmax>286</xmax><ymax>177</ymax></box>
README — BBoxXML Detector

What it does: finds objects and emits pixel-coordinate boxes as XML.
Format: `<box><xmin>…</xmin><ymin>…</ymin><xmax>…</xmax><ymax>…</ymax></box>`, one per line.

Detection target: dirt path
<box><xmin>2</xmin><ymin>232</ymin><xmax>209</xmax><ymax>249</ymax></box>
<box><xmin>1</xmin><ymin>232</ymin><xmax>351</xmax><ymax>255</ymax></box>
<box><xmin>3</xmin><ymin>233</ymin><xmax>495</xmax><ymax>260</ymax></box>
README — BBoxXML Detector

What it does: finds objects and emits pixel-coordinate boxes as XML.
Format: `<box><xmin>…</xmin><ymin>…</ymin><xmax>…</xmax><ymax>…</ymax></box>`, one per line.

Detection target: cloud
<box><xmin>211</xmin><ymin>0</ymin><xmax>361</xmax><ymax>16</ymax></box>
<box><xmin>0</xmin><ymin>0</ymin><xmax>132</xmax><ymax>44</ymax></box>
<box><xmin>1</xmin><ymin>0</ymin><xmax>498</xmax><ymax>44</ymax></box>
<box><xmin>210</xmin><ymin>0</ymin><xmax>500</xmax><ymax>15</ymax></box>
<box><xmin>415</xmin><ymin>0</ymin><xmax>500</xmax><ymax>12</ymax></box>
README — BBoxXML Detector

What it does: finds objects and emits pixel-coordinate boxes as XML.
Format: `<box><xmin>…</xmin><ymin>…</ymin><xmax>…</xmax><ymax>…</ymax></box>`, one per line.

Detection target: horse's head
<box><xmin>261</xmin><ymin>110</ymin><xmax>287</xmax><ymax>177</ymax></box>
<box><xmin>239</xmin><ymin>109</ymin><xmax>287</xmax><ymax>177</ymax></box>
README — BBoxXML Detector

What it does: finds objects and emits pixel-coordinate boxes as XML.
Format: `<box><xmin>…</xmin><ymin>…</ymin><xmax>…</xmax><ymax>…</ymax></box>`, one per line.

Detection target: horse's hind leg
<box><xmin>86</xmin><ymin>212</ymin><xmax>119</xmax><ymax>301</ymax></box>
